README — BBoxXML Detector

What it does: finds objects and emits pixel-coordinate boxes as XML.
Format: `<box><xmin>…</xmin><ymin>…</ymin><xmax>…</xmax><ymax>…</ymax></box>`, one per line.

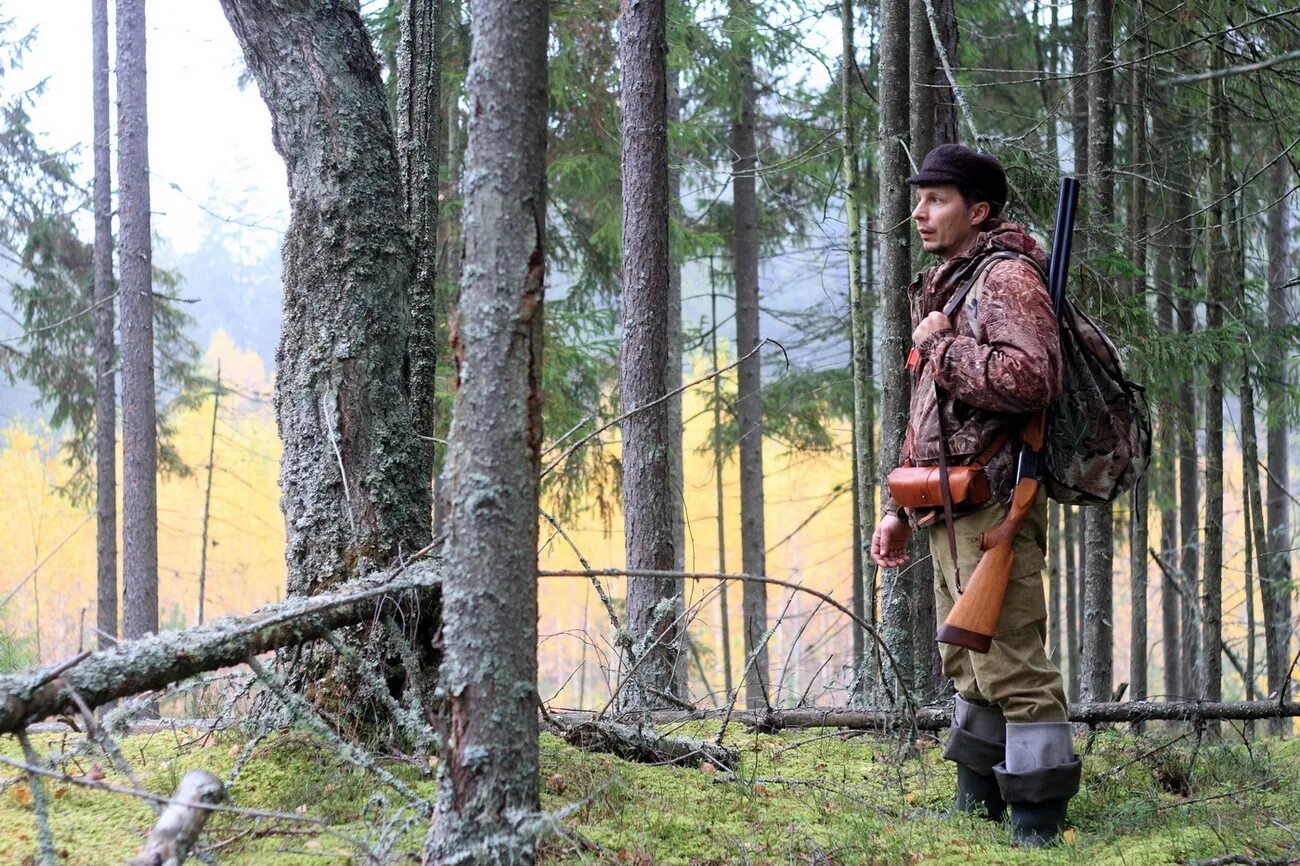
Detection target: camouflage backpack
<box><xmin>1041</xmin><ymin>299</ymin><xmax>1151</xmax><ymax>504</ymax></box>
<box><xmin>966</xmin><ymin>252</ymin><xmax>1151</xmax><ymax>505</ymax></box>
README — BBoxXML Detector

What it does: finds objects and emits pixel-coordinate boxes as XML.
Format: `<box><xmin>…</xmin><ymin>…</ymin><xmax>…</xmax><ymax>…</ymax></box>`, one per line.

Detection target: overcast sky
<box><xmin>11</xmin><ymin>0</ymin><xmax>288</xmax><ymax>260</ymax></box>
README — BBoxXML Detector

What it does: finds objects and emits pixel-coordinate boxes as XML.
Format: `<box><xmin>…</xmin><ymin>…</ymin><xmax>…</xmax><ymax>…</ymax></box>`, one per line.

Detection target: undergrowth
<box><xmin>0</xmin><ymin>721</ymin><xmax>1296</xmax><ymax>864</ymax></box>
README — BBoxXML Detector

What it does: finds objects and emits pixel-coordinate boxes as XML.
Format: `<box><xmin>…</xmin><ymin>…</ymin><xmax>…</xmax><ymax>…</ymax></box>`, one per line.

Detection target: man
<box><xmin>870</xmin><ymin>144</ymin><xmax>1081</xmax><ymax>847</ymax></box>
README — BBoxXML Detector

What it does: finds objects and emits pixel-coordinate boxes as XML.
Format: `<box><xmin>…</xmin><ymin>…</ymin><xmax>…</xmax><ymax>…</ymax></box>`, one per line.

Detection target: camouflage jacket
<box><xmin>882</xmin><ymin>220</ymin><xmax>1063</xmax><ymax>526</ymax></box>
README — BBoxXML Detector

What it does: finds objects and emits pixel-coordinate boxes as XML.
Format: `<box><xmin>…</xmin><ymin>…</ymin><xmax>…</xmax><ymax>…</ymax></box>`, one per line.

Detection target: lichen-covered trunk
<box><xmin>218</xmin><ymin>0</ymin><xmax>431</xmax><ymax>591</ymax></box>
<box><xmin>117</xmin><ymin>0</ymin><xmax>158</xmax><ymax>643</ymax></box>
<box><xmin>1264</xmin><ymin>160</ymin><xmax>1293</xmax><ymax>732</ymax></box>
<box><xmin>619</xmin><ymin>0</ymin><xmax>679</xmax><ymax>710</ymax></box>
<box><xmin>92</xmin><ymin>0</ymin><xmax>117</xmax><ymax>652</ymax></box>
<box><xmin>1063</xmin><ymin>507</ymin><xmax>1080</xmax><ymax>700</ymax></box>
<box><xmin>218</xmin><ymin>0</ymin><xmax>436</xmax><ymax>726</ymax></box>
<box><xmin>426</xmin><ymin>0</ymin><xmax>547</xmax><ymax>858</ymax></box>
<box><xmin>1080</xmin><ymin>0</ymin><xmax>1114</xmax><ymax>705</ymax></box>
<box><xmin>1201</xmin><ymin>39</ymin><xmax>1228</xmax><ymax>716</ymax></box>
<box><xmin>877</xmin><ymin>0</ymin><xmax>920</xmax><ymax>702</ymax></box>
<box><xmin>729</xmin><ymin>0</ymin><xmax>769</xmax><ymax>711</ymax></box>
<box><xmin>397</xmin><ymin>0</ymin><xmax>442</xmax><ymax>490</ymax></box>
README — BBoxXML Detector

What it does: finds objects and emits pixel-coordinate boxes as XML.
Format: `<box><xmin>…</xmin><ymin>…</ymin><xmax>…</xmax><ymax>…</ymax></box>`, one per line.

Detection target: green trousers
<box><xmin>929</xmin><ymin>493</ymin><xmax>1068</xmax><ymax>723</ymax></box>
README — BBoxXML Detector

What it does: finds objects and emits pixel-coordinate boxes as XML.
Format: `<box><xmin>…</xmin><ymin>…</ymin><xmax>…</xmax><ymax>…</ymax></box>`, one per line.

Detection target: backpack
<box><xmin>960</xmin><ymin>252</ymin><xmax>1151</xmax><ymax>505</ymax></box>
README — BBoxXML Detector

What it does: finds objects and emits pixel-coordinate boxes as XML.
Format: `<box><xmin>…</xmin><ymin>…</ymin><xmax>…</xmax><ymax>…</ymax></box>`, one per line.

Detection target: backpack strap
<box><xmin>942</xmin><ymin>251</ymin><xmax>1040</xmax><ymax>319</ymax></box>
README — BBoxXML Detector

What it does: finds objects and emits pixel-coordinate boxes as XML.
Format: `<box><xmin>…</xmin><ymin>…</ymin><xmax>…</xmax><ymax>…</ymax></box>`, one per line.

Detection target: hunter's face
<box><xmin>911</xmin><ymin>184</ymin><xmax>988</xmax><ymax>260</ymax></box>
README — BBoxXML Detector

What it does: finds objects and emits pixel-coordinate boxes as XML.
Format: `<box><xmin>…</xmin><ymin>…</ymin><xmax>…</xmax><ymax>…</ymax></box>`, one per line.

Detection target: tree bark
<box><xmin>877</xmin><ymin>0</ymin><xmax>920</xmax><ymax>704</ymax></box>
<box><xmin>667</xmin><ymin>48</ymin><xmax>688</xmax><ymax>696</ymax></box>
<box><xmin>729</xmin><ymin>0</ymin><xmax>769</xmax><ymax>711</ymax></box>
<box><xmin>218</xmin><ymin>0</ymin><xmax>432</xmax><ymax>592</ymax></box>
<box><xmin>1126</xmin><ymin>41</ymin><xmax>1149</xmax><ymax>709</ymax></box>
<box><xmin>565</xmin><ymin>698</ymin><xmax>1300</xmax><ymax>732</ymax></box>
<box><xmin>1202</xmin><ymin>38</ymin><xmax>1229</xmax><ymax>719</ymax></box>
<box><xmin>619</xmin><ymin>0</ymin><xmax>680</xmax><ymax>710</ymax></box>
<box><xmin>92</xmin><ymin>0</ymin><xmax>117</xmax><ymax>653</ymax></box>
<box><xmin>196</xmin><ymin>367</ymin><xmax>220</xmax><ymax>627</ymax></box>
<box><xmin>1070</xmin><ymin>0</ymin><xmax>1088</xmax><ymax>178</ymax></box>
<box><xmin>426</xmin><ymin>0</ymin><xmax>547</xmax><ymax>857</ymax></box>
<box><xmin>1264</xmin><ymin>159</ymin><xmax>1293</xmax><ymax>730</ymax></box>
<box><xmin>128</xmin><ymin>771</ymin><xmax>224</xmax><ymax>866</ymax></box>
<box><xmin>117</xmin><ymin>0</ymin><xmax>158</xmax><ymax>643</ymax></box>
<box><xmin>397</xmin><ymin>0</ymin><xmax>442</xmax><ymax>490</ymax></box>
<box><xmin>1080</xmin><ymin>0</ymin><xmax>1114</xmax><ymax>706</ymax></box>
<box><xmin>1064</xmin><ymin>506</ymin><xmax>1080</xmax><ymax>699</ymax></box>
<box><xmin>844</xmin><ymin>0</ymin><xmax>872</xmax><ymax>705</ymax></box>
<box><xmin>710</xmin><ymin>280</ymin><xmax>735</xmax><ymax>699</ymax></box>
<box><xmin>0</xmin><ymin>564</ymin><xmax>440</xmax><ymax>734</ymax></box>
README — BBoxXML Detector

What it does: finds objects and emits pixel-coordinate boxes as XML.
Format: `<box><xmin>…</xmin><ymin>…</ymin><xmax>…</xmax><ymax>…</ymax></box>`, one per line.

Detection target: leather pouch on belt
<box><xmin>885</xmin><ymin>465</ymin><xmax>992</xmax><ymax>510</ymax></box>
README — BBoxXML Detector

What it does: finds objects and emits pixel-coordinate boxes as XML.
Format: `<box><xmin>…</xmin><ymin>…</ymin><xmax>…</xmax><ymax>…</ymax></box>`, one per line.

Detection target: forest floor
<box><xmin>0</xmin><ymin>719</ymin><xmax>1297</xmax><ymax>865</ymax></box>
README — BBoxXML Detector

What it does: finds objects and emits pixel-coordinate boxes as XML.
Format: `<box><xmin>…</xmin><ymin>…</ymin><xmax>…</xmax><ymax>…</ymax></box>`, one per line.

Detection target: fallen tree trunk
<box><xmin>129</xmin><ymin>769</ymin><xmax>225</xmax><ymax>866</ymax></box>
<box><xmin>0</xmin><ymin>562</ymin><xmax>440</xmax><ymax>734</ymax></box>
<box><xmin>562</xmin><ymin>720</ymin><xmax>739</xmax><ymax>770</ymax></box>
<box><xmin>556</xmin><ymin>698</ymin><xmax>1300</xmax><ymax>732</ymax></box>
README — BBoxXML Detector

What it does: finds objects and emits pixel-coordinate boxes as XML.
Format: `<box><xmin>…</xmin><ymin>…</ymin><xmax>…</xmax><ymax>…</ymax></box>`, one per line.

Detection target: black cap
<box><xmin>906</xmin><ymin>144</ymin><xmax>1008</xmax><ymax>216</ymax></box>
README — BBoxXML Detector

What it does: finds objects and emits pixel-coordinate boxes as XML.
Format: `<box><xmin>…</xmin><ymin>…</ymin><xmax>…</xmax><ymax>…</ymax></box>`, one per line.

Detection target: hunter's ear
<box><xmin>969</xmin><ymin>201</ymin><xmax>990</xmax><ymax>226</ymax></box>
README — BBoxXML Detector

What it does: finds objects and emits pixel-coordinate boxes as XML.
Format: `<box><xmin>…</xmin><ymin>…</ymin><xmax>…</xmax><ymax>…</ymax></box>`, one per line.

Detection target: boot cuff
<box><xmin>993</xmin><ymin>757</ymin><xmax>1082</xmax><ymax>804</ymax></box>
<box><xmin>943</xmin><ymin>727</ymin><xmax>1005</xmax><ymax>776</ymax></box>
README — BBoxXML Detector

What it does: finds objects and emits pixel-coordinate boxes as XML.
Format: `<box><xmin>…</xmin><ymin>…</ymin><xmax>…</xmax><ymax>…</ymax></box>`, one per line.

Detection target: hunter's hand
<box><xmin>871</xmin><ymin>514</ymin><xmax>913</xmax><ymax>569</ymax></box>
<box><xmin>911</xmin><ymin>311</ymin><xmax>951</xmax><ymax>345</ymax></box>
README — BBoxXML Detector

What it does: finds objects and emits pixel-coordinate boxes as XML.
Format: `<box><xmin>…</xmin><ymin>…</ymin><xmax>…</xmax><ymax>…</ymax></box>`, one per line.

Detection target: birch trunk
<box><xmin>92</xmin><ymin>0</ymin><xmax>117</xmax><ymax>652</ymax></box>
<box><xmin>117</xmin><ymin>0</ymin><xmax>158</xmax><ymax>643</ymax></box>
<box><xmin>619</xmin><ymin>0</ymin><xmax>681</xmax><ymax>709</ymax></box>
<box><xmin>729</xmin><ymin>0</ymin><xmax>769</xmax><ymax>710</ymax></box>
<box><xmin>427</xmin><ymin>0</ymin><xmax>548</xmax><ymax>857</ymax></box>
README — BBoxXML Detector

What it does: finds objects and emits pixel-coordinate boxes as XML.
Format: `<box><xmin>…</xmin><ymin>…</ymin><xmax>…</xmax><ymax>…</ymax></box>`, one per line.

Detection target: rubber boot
<box><xmin>954</xmin><ymin>763</ymin><xmax>1006</xmax><ymax>821</ymax></box>
<box><xmin>993</xmin><ymin>721</ymin><xmax>1081</xmax><ymax>848</ymax></box>
<box><xmin>941</xmin><ymin>697</ymin><xmax>1007</xmax><ymax>821</ymax></box>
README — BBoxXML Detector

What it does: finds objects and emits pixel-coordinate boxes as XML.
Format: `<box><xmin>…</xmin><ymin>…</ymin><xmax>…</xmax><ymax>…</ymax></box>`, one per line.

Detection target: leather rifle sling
<box><xmin>930</xmin><ymin>254</ymin><xmax>1007</xmax><ymax>592</ymax></box>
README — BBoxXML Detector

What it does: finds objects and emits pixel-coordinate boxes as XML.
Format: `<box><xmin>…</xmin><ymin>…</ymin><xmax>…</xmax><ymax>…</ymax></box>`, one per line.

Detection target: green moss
<box><xmin>0</xmin><ymin>724</ymin><xmax>1296</xmax><ymax>864</ymax></box>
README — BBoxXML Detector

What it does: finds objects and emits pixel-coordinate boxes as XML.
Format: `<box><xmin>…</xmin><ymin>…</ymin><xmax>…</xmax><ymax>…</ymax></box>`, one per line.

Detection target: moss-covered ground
<box><xmin>0</xmin><ymin>721</ymin><xmax>1296</xmax><ymax>864</ymax></box>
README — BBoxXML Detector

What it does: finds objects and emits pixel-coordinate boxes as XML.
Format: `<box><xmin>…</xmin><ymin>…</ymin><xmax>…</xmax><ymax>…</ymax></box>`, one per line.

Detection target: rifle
<box><xmin>934</xmin><ymin>177</ymin><xmax>1079</xmax><ymax>654</ymax></box>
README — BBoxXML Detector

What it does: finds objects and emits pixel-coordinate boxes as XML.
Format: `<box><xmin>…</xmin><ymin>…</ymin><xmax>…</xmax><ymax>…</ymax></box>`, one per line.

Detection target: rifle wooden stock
<box><xmin>936</xmin><ymin>415</ymin><xmax>1045</xmax><ymax>654</ymax></box>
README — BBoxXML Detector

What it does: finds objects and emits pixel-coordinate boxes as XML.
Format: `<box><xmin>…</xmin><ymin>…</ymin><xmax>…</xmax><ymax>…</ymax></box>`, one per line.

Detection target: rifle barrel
<box><xmin>1047</xmin><ymin>177</ymin><xmax>1079</xmax><ymax>317</ymax></box>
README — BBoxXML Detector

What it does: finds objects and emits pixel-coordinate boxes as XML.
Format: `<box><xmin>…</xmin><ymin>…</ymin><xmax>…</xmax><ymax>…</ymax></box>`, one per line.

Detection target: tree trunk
<box><xmin>1152</xmin><ymin>87</ymin><xmax>1181</xmax><ymax>699</ymax></box>
<box><xmin>397</xmin><ymin>0</ymin><xmax>442</xmax><ymax>490</ymax></box>
<box><xmin>427</xmin><ymin>0</ymin><xmax>547</xmax><ymax>857</ymax></box>
<box><xmin>877</xmin><ymin>0</ymin><xmax>921</xmax><ymax>703</ymax></box>
<box><xmin>1064</xmin><ymin>506</ymin><xmax>1080</xmax><ymax>699</ymax></box>
<box><xmin>1070</xmin><ymin>0</ymin><xmax>1088</xmax><ymax>178</ymax></box>
<box><xmin>196</xmin><ymin>366</ymin><xmax>220</xmax><ymax>627</ymax></box>
<box><xmin>1080</xmin><ymin>0</ymin><xmax>1114</xmax><ymax>706</ymax></box>
<box><xmin>906</xmin><ymin>0</ymin><xmax>942</xmax><ymax>702</ymax></box>
<box><xmin>844</xmin><ymin>0</ymin><xmax>867</xmax><ymax>700</ymax></box>
<box><xmin>218</xmin><ymin>0</ymin><xmax>437</xmax><ymax>724</ymax></box>
<box><xmin>729</xmin><ymin>0</ymin><xmax>769</xmax><ymax>711</ymax></box>
<box><xmin>1126</xmin><ymin>41</ymin><xmax>1148</xmax><ymax>709</ymax></box>
<box><xmin>92</xmin><ymin>0</ymin><xmax>117</xmax><ymax>653</ymax></box>
<box><xmin>619</xmin><ymin>0</ymin><xmax>680</xmax><ymax>710</ymax></box>
<box><xmin>1049</xmin><ymin>501</ymin><xmax>1061</xmax><ymax>668</ymax></box>
<box><xmin>667</xmin><ymin>51</ymin><xmax>688</xmax><ymax>696</ymax></box>
<box><xmin>118</xmin><ymin>0</ymin><xmax>158</xmax><ymax>644</ymax></box>
<box><xmin>1202</xmin><ymin>38</ymin><xmax>1228</xmax><ymax>719</ymax></box>
<box><xmin>710</xmin><ymin>279</ymin><xmax>734</xmax><ymax>699</ymax></box>
<box><xmin>1265</xmin><ymin>159</ymin><xmax>1293</xmax><ymax>731</ymax></box>
<box><xmin>218</xmin><ymin>0</ymin><xmax>432</xmax><ymax>590</ymax></box>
